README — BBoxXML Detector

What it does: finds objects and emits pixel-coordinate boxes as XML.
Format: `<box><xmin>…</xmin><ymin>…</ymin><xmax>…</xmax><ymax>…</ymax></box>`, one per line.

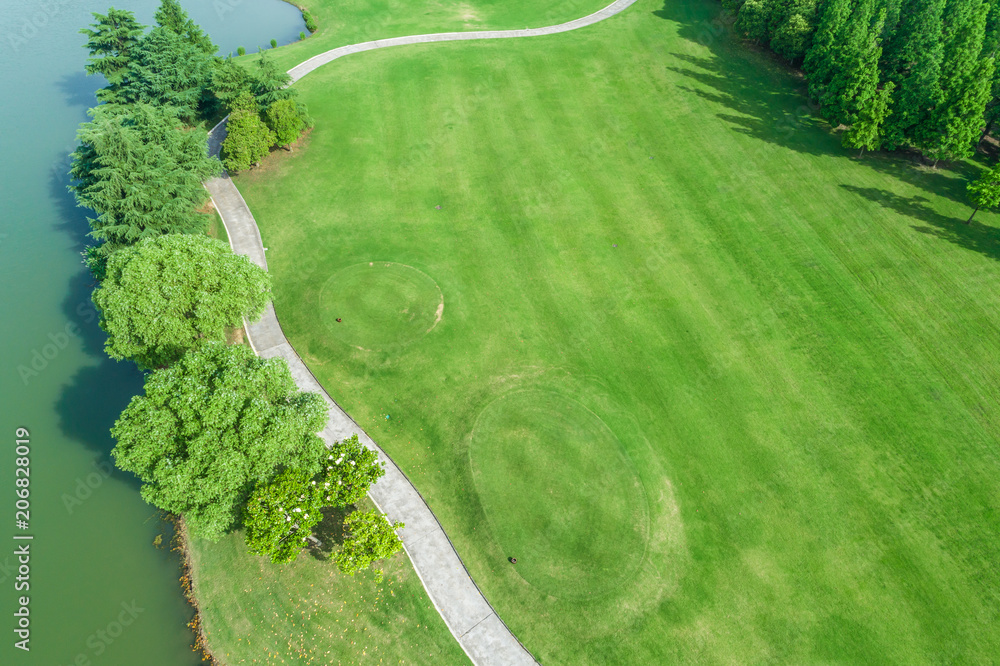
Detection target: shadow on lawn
<box><xmin>307</xmin><ymin>505</ymin><xmax>354</xmax><ymax>560</ymax></box>
<box><xmin>842</xmin><ymin>185</ymin><xmax>1000</xmax><ymax>262</ymax></box>
<box><xmin>652</xmin><ymin>0</ymin><xmax>998</xmax><ymax>257</ymax></box>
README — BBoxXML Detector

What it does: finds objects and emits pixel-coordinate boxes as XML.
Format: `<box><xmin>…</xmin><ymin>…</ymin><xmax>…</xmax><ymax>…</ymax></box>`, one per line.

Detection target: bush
<box><xmin>303</xmin><ymin>11</ymin><xmax>317</xmax><ymax>33</ymax></box>
<box><xmin>299</xmin><ymin>31</ymin><xmax>306</xmax><ymax>41</ymax></box>
<box><xmin>265</xmin><ymin>98</ymin><xmax>305</xmax><ymax>148</ymax></box>
<box><xmin>222</xmin><ymin>92</ymin><xmax>276</xmax><ymax>172</ymax></box>
<box><xmin>237</xmin><ymin>45</ymin><xmax>245</xmax><ymax>56</ymax></box>
<box><xmin>270</xmin><ymin>38</ymin><xmax>277</xmax><ymax>49</ymax></box>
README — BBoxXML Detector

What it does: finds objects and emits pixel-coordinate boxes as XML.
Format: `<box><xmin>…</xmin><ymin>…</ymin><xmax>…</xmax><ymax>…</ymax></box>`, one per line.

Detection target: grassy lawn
<box><xmin>228</xmin><ymin>0</ymin><xmax>1000</xmax><ymax>662</ymax></box>
<box><xmin>258</xmin><ymin>0</ymin><xmax>611</xmax><ymax>72</ymax></box>
<box><xmin>188</xmin><ymin>498</ymin><xmax>469</xmax><ymax>665</ymax></box>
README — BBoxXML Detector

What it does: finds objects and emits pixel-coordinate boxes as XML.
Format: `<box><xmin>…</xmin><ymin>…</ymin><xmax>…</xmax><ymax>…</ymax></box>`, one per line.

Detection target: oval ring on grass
<box><xmin>470</xmin><ymin>390</ymin><xmax>649</xmax><ymax>599</ymax></box>
<box><xmin>319</xmin><ymin>262</ymin><xmax>444</xmax><ymax>351</ymax></box>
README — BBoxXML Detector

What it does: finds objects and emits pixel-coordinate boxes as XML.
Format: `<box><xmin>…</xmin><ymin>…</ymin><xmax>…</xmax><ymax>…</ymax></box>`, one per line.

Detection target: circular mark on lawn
<box><xmin>319</xmin><ymin>262</ymin><xmax>443</xmax><ymax>351</ymax></box>
<box><xmin>470</xmin><ymin>390</ymin><xmax>649</xmax><ymax>599</ymax></box>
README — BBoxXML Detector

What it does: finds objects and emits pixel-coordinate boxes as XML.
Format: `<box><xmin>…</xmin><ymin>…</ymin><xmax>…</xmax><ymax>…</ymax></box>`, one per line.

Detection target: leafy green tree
<box><xmin>244</xmin><ymin>469</ymin><xmax>324</xmax><ymax>563</ymax></box>
<box><xmin>252</xmin><ymin>51</ymin><xmax>295</xmax><ymax>109</ymax></box>
<box><xmin>69</xmin><ymin>104</ymin><xmax>220</xmax><ymax>252</ymax></box>
<box><xmin>80</xmin><ymin>9</ymin><xmax>145</xmax><ymax>86</ymax></box>
<box><xmin>243</xmin><ymin>434</ymin><xmax>383</xmax><ymax>563</ymax></box>
<box><xmin>92</xmin><ymin>235</ymin><xmax>271</xmax><ymax>369</ymax></box>
<box><xmin>211</xmin><ymin>57</ymin><xmax>254</xmax><ymax>112</ymax></box>
<box><xmin>922</xmin><ymin>0</ymin><xmax>994</xmax><ymax>164</ymax></box>
<box><xmin>880</xmin><ymin>0</ymin><xmax>945</xmax><ymax>150</ymax></box>
<box><xmin>154</xmin><ymin>0</ymin><xmax>215</xmax><ymax>54</ymax></box>
<box><xmin>843</xmin><ymin>82</ymin><xmax>895</xmax><ymax>155</ymax></box>
<box><xmin>319</xmin><ymin>435</ymin><xmax>385</xmax><ymax>508</ymax></box>
<box><xmin>333</xmin><ymin>510</ymin><xmax>404</xmax><ymax>581</ymax></box>
<box><xmin>222</xmin><ymin>93</ymin><xmax>276</xmax><ymax>172</ymax></box>
<box><xmin>111</xmin><ymin>343</ymin><xmax>328</xmax><ymax>540</ymax></box>
<box><xmin>966</xmin><ymin>162</ymin><xmax>1000</xmax><ymax>222</ymax></box>
<box><xmin>264</xmin><ymin>98</ymin><xmax>305</xmax><ymax>148</ymax></box>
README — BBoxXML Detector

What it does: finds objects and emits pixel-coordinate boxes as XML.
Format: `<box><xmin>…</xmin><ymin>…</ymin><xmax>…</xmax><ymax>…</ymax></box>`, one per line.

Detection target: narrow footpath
<box><xmin>205</xmin><ymin>1</ymin><xmax>636</xmax><ymax>663</ymax></box>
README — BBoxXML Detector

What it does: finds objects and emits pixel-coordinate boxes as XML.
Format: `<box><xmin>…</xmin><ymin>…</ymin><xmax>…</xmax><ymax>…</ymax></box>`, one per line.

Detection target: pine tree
<box><xmin>252</xmin><ymin>51</ymin><xmax>296</xmax><ymax>109</ymax></box>
<box><xmin>105</xmin><ymin>27</ymin><xmax>215</xmax><ymax>121</ymax></box>
<box><xmin>922</xmin><ymin>0</ymin><xmax>994</xmax><ymax>164</ymax></box>
<box><xmin>69</xmin><ymin>104</ymin><xmax>220</xmax><ymax>250</ymax></box>
<box><xmin>154</xmin><ymin>0</ymin><xmax>215</xmax><ymax>54</ymax></box>
<box><xmin>843</xmin><ymin>82</ymin><xmax>895</xmax><ymax>155</ymax></box>
<box><xmin>211</xmin><ymin>58</ymin><xmax>254</xmax><ymax>112</ymax></box>
<box><xmin>880</xmin><ymin>0</ymin><xmax>946</xmax><ymax>149</ymax></box>
<box><xmin>803</xmin><ymin>0</ymin><xmax>853</xmax><ymax>101</ymax></box>
<box><xmin>80</xmin><ymin>9</ymin><xmax>145</xmax><ymax>86</ymax></box>
<box><xmin>821</xmin><ymin>0</ymin><xmax>886</xmax><ymax>127</ymax></box>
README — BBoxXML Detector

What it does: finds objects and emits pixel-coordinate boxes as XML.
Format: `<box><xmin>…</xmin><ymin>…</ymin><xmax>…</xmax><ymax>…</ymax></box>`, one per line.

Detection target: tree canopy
<box><xmin>104</xmin><ymin>26</ymin><xmax>215</xmax><ymax>121</ymax></box>
<box><xmin>92</xmin><ymin>234</ymin><xmax>271</xmax><ymax>369</ymax></box>
<box><xmin>222</xmin><ymin>93</ymin><xmax>276</xmax><ymax>172</ymax></box>
<box><xmin>967</xmin><ymin>161</ymin><xmax>1000</xmax><ymax>222</ymax></box>
<box><xmin>80</xmin><ymin>8</ymin><xmax>145</xmax><ymax>86</ymax></box>
<box><xmin>154</xmin><ymin>0</ymin><xmax>216</xmax><ymax>54</ymax></box>
<box><xmin>111</xmin><ymin>343</ymin><xmax>328</xmax><ymax>541</ymax></box>
<box><xmin>69</xmin><ymin>103</ymin><xmax>220</xmax><ymax>253</ymax></box>
<box><xmin>243</xmin><ymin>434</ymin><xmax>384</xmax><ymax>563</ymax></box>
<box><xmin>333</xmin><ymin>510</ymin><xmax>404</xmax><ymax>581</ymax></box>
<box><xmin>244</xmin><ymin>469</ymin><xmax>325</xmax><ymax>563</ymax></box>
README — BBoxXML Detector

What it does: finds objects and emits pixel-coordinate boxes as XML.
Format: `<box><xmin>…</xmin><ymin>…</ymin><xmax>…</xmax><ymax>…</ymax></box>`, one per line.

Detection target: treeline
<box><xmin>725</xmin><ymin>0</ymin><xmax>1000</xmax><ymax>161</ymax></box>
<box><xmin>70</xmin><ymin>0</ymin><xmax>402</xmax><ymax>572</ymax></box>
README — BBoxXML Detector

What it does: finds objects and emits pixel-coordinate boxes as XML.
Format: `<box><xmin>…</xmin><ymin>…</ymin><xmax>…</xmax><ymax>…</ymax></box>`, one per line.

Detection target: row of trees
<box><xmin>725</xmin><ymin>0</ymin><xmax>1000</xmax><ymax>162</ymax></box>
<box><xmin>71</xmin><ymin>1</ymin><xmax>401</xmax><ymax>571</ymax></box>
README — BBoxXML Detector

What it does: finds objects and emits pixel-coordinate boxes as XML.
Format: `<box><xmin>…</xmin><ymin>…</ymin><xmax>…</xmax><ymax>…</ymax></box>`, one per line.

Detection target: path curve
<box><xmin>205</xmin><ymin>2</ymin><xmax>636</xmax><ymax>663</ymax></box>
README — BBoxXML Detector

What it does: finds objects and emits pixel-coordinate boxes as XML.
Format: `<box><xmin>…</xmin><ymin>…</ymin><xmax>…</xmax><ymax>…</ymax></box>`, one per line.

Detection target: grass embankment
<box><xmin>188</xmin><ymin>497</ymin><xmax>469</xmax><ymax>665</ymax></box>
<box><xmin>251</xmin><ymin>0</ymin><xmax>611</xmax><ymax>72</ymax></box>
<box><xmin>231</xmin><ymin>0</ymin><xmax>1000</xmax><ymax>661</ymax></box>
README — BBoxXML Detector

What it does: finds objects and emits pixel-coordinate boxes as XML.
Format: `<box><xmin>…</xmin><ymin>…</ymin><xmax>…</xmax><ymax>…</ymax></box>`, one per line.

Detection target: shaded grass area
<box><xmin>188</xmin><ymin>498</ymin><xmax>469</xmax><ymax>665</ymax></box>
<box><xmin>233</xmin><ymin>0</ymin><xmax>1000</xmax><ymax>662</ymax></box>
<box><xmin>248</xmin><ymin>0</ymin><xmax>611</xmax><ymax>72</ymax></box>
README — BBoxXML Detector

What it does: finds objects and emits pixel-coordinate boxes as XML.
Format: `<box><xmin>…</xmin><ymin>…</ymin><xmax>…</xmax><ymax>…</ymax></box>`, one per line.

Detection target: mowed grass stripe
<box><xmin>233</xmin><ymin>0</ymin><xmax>1000</xmax><ymax>661</ymax></box>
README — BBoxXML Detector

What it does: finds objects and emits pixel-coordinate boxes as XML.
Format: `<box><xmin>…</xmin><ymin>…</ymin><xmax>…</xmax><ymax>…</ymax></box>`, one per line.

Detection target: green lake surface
<box><xmin>0</xmin><ymin>2</ymin><xmax>303</xmax><ymax>663</ymax></box>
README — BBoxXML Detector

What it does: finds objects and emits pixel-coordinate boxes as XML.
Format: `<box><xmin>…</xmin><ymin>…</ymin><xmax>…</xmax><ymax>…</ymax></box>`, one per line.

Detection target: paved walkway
<box><xmin>204</xmin><ymin>1</ymin><xmax>636</xmax><ymax>663</ymax></box>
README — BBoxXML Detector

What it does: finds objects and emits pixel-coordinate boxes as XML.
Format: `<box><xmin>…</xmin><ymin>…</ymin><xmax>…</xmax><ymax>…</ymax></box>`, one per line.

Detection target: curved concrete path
<box><xmin>205</xmin><ymin>1</ymin><xmax>636</xmax><ymax>663</ymax></box>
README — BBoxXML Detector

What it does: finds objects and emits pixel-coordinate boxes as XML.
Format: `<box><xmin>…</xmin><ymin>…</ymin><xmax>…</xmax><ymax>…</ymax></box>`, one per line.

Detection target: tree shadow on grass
<box><xmin>307</xmin><ymin>505</ymin><xmax>354</xmax><ymax>560</ymax></box>
<box><xmin>840</xmin><ymin>184</ymin><xmax>1000</xmax><ymax>262</ymax></box>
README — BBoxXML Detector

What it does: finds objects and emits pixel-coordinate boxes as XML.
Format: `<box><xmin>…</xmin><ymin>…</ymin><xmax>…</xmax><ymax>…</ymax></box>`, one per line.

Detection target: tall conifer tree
<box><xmin>922</xmin><ymin>0</ymin><xmax>994</xmax><ymax>163</ymax></box>
<box><xmin>80</xmin><ymin>9</ymin><xmax>145</xmax><ymax>86</ymax></box>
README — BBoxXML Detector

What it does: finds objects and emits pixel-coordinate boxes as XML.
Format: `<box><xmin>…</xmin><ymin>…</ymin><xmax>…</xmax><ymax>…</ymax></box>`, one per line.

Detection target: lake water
<box><xmin>0</xmin><ymin>1</ymin><xmax>304</xmax><ymax>663</ymax></box>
